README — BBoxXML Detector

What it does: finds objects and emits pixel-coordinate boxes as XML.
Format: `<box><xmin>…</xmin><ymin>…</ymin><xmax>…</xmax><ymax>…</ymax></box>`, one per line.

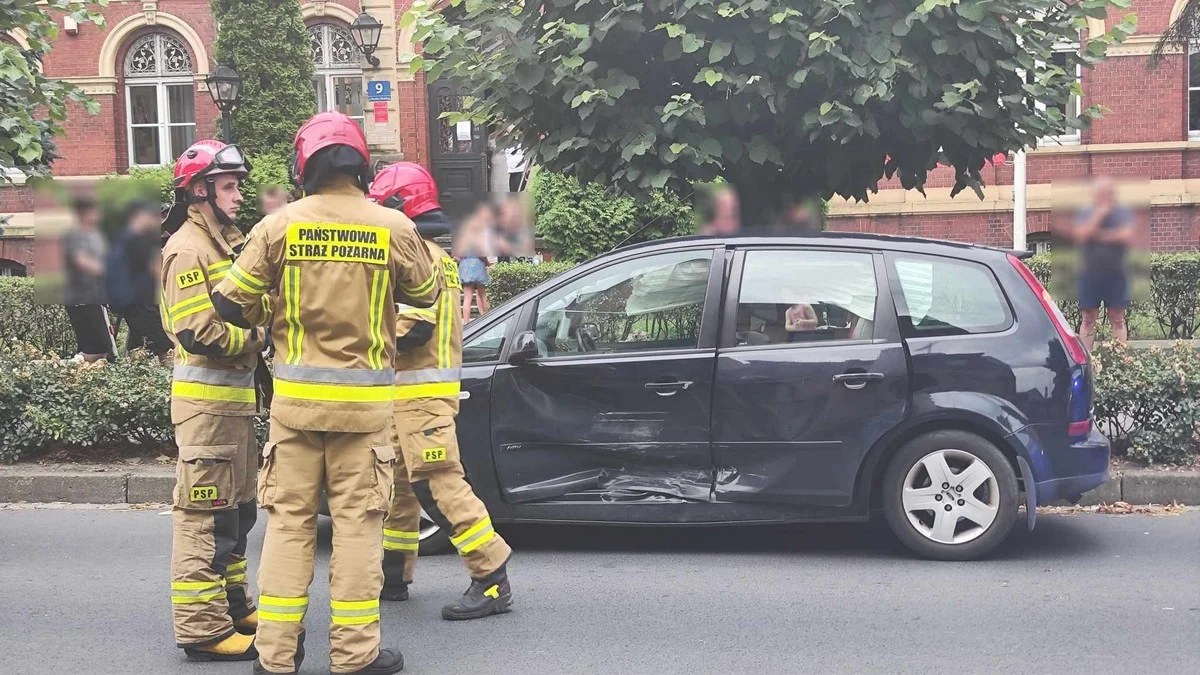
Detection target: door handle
<box><xmin>644</xmin><ymin>380</ymin><xmax>693</xmax><ymax>397</ymax></box>
<box><xmin>833</xmin><ymin>372</ymin><xmax>884</xmax><ymax>390</ymax></box>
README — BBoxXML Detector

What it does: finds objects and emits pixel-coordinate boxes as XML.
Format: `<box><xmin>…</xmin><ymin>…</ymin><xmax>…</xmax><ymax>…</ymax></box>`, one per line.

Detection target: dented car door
<box><xmin>490</xmin><ymin>247</ymin><xmax>723</xmax><ymax>508</ymax></box>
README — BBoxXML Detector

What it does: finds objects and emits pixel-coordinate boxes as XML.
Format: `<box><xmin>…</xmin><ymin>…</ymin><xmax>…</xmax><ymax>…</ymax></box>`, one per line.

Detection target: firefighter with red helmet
<box><xmin>212</xmin><ymin>112</ymin><xmax>441</xmax><ymax>675</ymax></box>
<box><xmin>160</xmin><ymin>140</ymin><xmax>270</xmax><ymax>662</ymax></box>
<box><xmin>368</xmin><ymin>162</ymin><xmax>514</xmax><ymax>620</ymax></box>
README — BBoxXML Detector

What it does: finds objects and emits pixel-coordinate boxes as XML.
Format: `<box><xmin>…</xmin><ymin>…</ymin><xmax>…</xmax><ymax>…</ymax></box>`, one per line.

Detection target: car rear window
<box><xmin>891</xmin><ymin>255</ymin><xmax>1011</xmax><ymax>336</ymax></box>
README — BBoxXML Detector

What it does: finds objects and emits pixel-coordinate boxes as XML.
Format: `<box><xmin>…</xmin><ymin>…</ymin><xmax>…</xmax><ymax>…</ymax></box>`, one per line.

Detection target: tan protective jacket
<box><xmin>212</xmin><ymin>176</ymin><xmax>442</xmax><ymax>433</ymax></box>
<box><xmin>394</xmin><ymin>239</ymin><xmax>462</xmax><ymax>418</ymax></box>
<box><xmin>160</xmin><ymin>206</ymin><xmax>268</xmax><ymax>424</ymax></box>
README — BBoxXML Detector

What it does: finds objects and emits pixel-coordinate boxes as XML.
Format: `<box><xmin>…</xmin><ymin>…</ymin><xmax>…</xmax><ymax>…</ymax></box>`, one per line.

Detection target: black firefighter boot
<box><xmin>441</xmin><ymin>563</ymin><xmax>513</xmax><ymax>621</ymax></box>
<box><xmin>336</xmin><ymin>648</ymin><xmax>404</xmax><ymax>675</ymax></box>
<box><xmin>380</xmin><ymin>579</ymin><xmax>410</xmax><ymax>602</ymax></box>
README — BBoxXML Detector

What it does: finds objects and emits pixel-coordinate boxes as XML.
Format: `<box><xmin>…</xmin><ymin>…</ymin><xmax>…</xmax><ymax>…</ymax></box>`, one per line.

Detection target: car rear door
<box><xmin>489</xmin><ymin>246</ymin><xmax>724</xmax><ymax>513</ymax></box>
<box><xmin>712</xmin><ymin>246</ymin><xmax>910</xmax><ymax>507</ymax></box>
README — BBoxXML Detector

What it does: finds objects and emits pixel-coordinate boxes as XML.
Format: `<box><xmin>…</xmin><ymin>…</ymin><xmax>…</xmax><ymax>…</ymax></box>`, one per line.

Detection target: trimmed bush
<box><xmin>489</xmin><ymin>261</ymin><xmax>575</xmax><ymax>305</ymax></box>
<box><xmin>0</xmin><ymin>277</ymin><xmax>76</xmax><ymax>358</ymax></box>
<box><xmin>1093</xmin><ymin>340</ymin><xmax>1200</xmax><ymax>465</ymax></box>
<box><xmin>531</xmin><ymin>172</ymin><xmax>693</xmax><ymax>262</ymax></box>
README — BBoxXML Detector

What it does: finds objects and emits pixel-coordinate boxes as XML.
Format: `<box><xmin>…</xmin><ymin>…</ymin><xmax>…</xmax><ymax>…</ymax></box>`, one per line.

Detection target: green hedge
<box><xmin>0</xmin><ymin>278</ymin><xmax>76</xmax><ymax>358</ymax></box>
<box><xmin>1093</xmin><ymin>341</ymin><xmax>1200</xmax><ymax>465</ymax></box>
<box><xmin>531</xmin><ymin>171</ymin><xmax>694</xmax><ymax>262</ymax></box>
<box><xmin>488</xmin><ymin>260</ymin><xmax>575</xmax><ymax>305</ymax></box>
<box><xmin>1027</xmin><ymin>252</ymin><xmax>1200</xmax><ymax>339</ymax></box>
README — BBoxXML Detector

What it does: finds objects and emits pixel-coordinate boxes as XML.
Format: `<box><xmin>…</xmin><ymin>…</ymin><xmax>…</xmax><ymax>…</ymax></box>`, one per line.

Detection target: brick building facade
<box><xmin>2</xmin><ymin>0</ymin><xmax>1199</xmax><ymax>273</ymax></box>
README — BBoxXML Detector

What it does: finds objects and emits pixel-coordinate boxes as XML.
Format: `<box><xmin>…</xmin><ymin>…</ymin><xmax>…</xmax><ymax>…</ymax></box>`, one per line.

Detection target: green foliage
<box><xmin>1</xmin><ymin>1</ymin><xmax>107</xmax><ymax>182</ymax></box>
<box><xmin>488</xmin><ymin>260</ymin><xmax>575</xmax><ymax>305</ymax></box>
<box><xmin>405</xmin><ymin>0</ymin><xmax>1136</xmax><ymax>223</ymax></box>
<box><xmin>530</xmin><ymin>172</ymin><xmax>693</xmax><ymax>262</ymax></box>
<box><xmin>211</xmin><ymin>0</ymin><xmax>316</xmax><ymax>157</ymax></box>
<box><xmin>0</xmin><ymin>277</ymin><xmax>77</xmax><ymax>357</ymax></box>
<box><xmin>1093</xmin><ymin>341</ymin><xmax>1200</xmax><ymax>465</ymax></box>
<box><xmin>0</xmin><ymin>343</ymin><xmax>173</xmax><ymax>463</ymax></box>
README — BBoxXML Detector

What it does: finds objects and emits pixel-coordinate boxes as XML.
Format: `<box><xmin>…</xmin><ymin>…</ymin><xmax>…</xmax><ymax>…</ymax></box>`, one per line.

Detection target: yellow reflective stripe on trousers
<box><xmin>274</xmin><ymin>379</ymin><xmax>394</xmax><ymax>403</ymax></box>
<box><xmin>368</xmin><ymin>269</ymin><xmax>389</xmax><ymax>370</ymax></box>
<box><xmin>172</xmin><ymin>381</ymin><xmax>257</xmax><ymax>403</ymax></box>
<box><xmin>225</xmin><ymin>559</ymin><xmax>248</xmax><ymax>584</ymax></box>
<box><xmin>169</xmin><ymin>294</ymin><xmax>214</xmax><ymax>322</ymax></box>
<box><xmin>171</xmin><ymin>579</ymin><xmax>227</xmax><ymax>604</ymax></box>
<box><xmin>382</xmin><ymin>528</ymin><xmax>420</xmax><ymax>552</ymax></box>
<box><xmin>450</xmin><ymin>517</ymin><xmax>495</xmax><ymax>555</ymax></box>
<box><xmin>258</xmin><ymin>595</ymin><xmax>309</xmax><ymax>622</ymax></box>
<box><xmin>331</xmin><ymin>599</ymin><xmax>380</xmax><ymax>626</ymax></box>
<box><xmin>394</xmin><ymin>381</ymin><xmax>461</xmax><ymax>400</ymax></box>
<box><xmin>228</xmin><ymin>262</ymin><xmax>269</xmax><ymax>296</ymax></box>
<box><xmin>283</xmin><ymin>265</ymin><xmax>303</xmax><ymax>365</ymax></box>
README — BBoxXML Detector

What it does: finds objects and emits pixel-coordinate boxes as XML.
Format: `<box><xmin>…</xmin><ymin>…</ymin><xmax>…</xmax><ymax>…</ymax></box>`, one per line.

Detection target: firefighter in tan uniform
<box><xmin>368</xmin><ymin>163</ymin><xmax>514</xmax><ymax>620</ymax></box>
<box><xmin>159</xmin><ymin>140</ymin><xmax>270</xmax><ymax>662</ymax></box>
<box><xmin>212</xmin><ymin>111</ymin><xmax>442</xmax><ymax>675</ymax></box>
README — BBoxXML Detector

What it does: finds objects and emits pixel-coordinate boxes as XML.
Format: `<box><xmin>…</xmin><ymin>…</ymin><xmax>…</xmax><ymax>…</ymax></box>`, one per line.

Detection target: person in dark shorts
<box><xmin>1075</xmin><ymin>177</ymin><xmax>1134</xmax><ymax>349</ymax></box>
<box><xmin>63</xmin><ymin>196</ymin><xmax>116</xmax><ymax>362</ymax></box>
<box><xmin>106</xmin><ymin>200</ymin><xmax>172</xmax><ymax>359</ymax></box>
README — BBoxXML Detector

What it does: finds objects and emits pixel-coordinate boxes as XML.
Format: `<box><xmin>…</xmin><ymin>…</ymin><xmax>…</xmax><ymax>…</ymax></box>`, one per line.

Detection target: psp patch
<box><xmin>422</xmin><ymin>447</ymin><xmax>447</xmax><ymax>463</ymax></box>
<box><xmin>190</xmin><ymin>485</ymin><xmax>219</xmax><ymax>501</ymax></box>
<box><xmin>441</xmin><ymin>258</ymin><xmax>461</xmax><ymax>289</ymax></box>
<box><xmin>177</xmin><ymin>268</ymin><xmax>205</xmax><ymax>289</ymax></box>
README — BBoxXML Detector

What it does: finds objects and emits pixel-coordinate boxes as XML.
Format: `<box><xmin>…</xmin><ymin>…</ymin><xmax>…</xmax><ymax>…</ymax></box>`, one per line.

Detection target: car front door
<box><xmin>489</xmin><ymin>246</ymin><xmax>723</xmax><ymax>515</ymax></box>
<box><xmin>713</xmin><ymin>247</ymin><xmax>910</xmax><ymax>507</ymax></box>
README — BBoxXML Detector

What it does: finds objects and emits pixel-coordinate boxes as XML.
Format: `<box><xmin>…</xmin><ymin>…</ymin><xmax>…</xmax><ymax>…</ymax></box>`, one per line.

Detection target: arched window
<box><xmin>124</xmin><ymin>33</ymin><xmax>196</xmax><ymax>166</ymax></box>
<box><xmin>309</xmin><ymin>23</ymin><xmax>364</xmax><ymax>128</ymax></box>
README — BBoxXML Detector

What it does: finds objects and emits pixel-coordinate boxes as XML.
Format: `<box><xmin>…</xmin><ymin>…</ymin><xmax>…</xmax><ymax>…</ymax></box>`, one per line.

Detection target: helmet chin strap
<box><xmin>203</xmin><ymin>177</ymin><xmax>237</xmax><ymax>228</ymax></box>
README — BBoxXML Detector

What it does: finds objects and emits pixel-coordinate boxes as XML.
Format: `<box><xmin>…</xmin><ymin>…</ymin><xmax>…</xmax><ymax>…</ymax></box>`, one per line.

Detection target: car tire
<box><xmin>882</xmin><ymin>430</ymin><xmax>1019</xmax><ymax>561</ymax></box>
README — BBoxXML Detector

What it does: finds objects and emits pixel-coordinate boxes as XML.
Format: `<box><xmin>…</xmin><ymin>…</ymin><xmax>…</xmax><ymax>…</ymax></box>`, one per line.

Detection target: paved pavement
<box><xmin>2</xmin><ymin>507</ymin><xmax>1197</xmax><ymax>675</ymax></box>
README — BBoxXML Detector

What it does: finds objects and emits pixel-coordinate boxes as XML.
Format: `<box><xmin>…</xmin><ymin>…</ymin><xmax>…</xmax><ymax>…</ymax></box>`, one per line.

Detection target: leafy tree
<box><xmin>211</xmin><ymin>0</ymin><xmax>316</xmax><ymax>157</ymax></box>
<box><xmin>405</xmin><ymin>0</ymin><xmax>1135</xmax><ymax>225</ymax></box>
<box><xmin>1151</xmin><ymin>0</ymin><xmax>1198</xmax><ymax>66</ymax></box>
<box><xmin>1</xmin><ymin>1</ymin><xmax>107</xmax><ymax>184</ymax></box>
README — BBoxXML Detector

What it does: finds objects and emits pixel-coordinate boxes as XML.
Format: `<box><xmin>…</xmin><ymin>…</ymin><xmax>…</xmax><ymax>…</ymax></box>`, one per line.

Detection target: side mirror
<box><xmin>507</xmin><ymin>330</ymin><xmax>538</xmax><ymax>364</ymax></box>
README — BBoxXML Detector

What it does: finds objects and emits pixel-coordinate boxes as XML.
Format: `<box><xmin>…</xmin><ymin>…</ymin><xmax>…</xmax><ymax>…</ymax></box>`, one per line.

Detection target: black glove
<box><xmin>396</xmin><ymin>322</ymin><xmax>435</xmax><ymax>353</ymax></box>
<box><xmin>255</xmin><ymin>355</ymin><xmax>274</xmax><ymax>411</ymax></box>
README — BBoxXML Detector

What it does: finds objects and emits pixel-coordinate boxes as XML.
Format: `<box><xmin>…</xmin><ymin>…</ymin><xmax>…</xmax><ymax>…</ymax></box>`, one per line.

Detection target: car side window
<box><xmin>734</xmin><ymin>250</ymin><xmax>878</xmax><ymax>346</ymax></box>
<box><xmin>892</xmin><ymin>255</ymin><xmax>1011</xmax><ymax>336</ymax></box>
<box><xmin>462</xmin><ymin>317</ymin><xmax>511</xmax><ymax>364</ymax></box>
<box><xmin>533</xmin><ymin>250</ymin><xmax>714</xmax><ymax>358</ymax></box>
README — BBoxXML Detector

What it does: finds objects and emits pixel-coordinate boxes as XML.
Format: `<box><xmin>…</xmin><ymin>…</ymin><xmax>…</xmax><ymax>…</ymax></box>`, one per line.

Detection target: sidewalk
<box><xmin>1</xmin><ymin>462</ymin><xmax>1197</xmax><ymax>506</ymax></box>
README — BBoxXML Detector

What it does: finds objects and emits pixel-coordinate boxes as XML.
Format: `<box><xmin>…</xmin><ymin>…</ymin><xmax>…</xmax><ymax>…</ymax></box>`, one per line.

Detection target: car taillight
<box><xmin>1007</xmin><ymin>254</ymin><xmax>1089</xmax><ymax>366</ymax></box>
<box><xmin>1068</xmin><ymin>420</ymin><xmax>1092</xmax><ymax>436</ymax></box>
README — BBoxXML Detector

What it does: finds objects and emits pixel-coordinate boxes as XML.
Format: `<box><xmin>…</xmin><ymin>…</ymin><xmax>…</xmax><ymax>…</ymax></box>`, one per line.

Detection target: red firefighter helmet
<box><xmin>173</xmin><ymin>140</ymin><xmax>250</xmax><ymax>191</ymax></box>
<box><xmin>291</xmin><ymin>111</ymin><xmax>370</xmax><ymax>185</ymax></box>
<box><xmin>368</xmin><ymin>162</ymin><xmax>442</xmax><ymax>219</ymax></box>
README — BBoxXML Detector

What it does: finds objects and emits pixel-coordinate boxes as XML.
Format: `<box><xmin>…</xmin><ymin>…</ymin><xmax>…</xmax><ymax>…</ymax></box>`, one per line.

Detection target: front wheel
<box><xmin>882</xmin><ymin>431</ymin><xmax>1019</xmax><ymax>561</ymax></box>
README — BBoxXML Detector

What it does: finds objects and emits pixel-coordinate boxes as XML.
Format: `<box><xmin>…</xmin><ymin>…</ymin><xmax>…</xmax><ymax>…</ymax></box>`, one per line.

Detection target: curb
<box><xmin>1</xmin><ymin>465</ymin><xmax>1198</xmax><ymax>506</ymax></box>
<box><xmin>0</xmin><ymin>466</ymin><xmax>174</xmax><ymax>504</ymax></box>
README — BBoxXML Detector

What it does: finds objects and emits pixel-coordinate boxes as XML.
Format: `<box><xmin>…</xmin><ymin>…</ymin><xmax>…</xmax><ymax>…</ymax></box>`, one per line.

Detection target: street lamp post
<box><xmin>204</xmin><ymin>63</ymin><xmax>243</xmax><ymax>143</ymax></box>
<box><xmin>350</xmin><ymin>10</ymin><xmax>383</xmax><ymax>67</ymax></box>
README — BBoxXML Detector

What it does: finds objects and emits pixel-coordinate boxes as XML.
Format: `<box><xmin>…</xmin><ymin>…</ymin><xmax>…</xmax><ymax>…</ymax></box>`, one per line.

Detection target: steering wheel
<box><xmin>577</xmin><ymin>327</ymin><xmax>597</xmax><ymax>353</ymax></box>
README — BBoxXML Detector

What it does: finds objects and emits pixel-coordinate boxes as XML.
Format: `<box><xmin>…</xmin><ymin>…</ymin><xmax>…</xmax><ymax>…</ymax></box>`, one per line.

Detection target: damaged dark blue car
<box><xmin>417</xmin><ymin>233</ymin><xmax>1109</xmax><ymax>561</ymax></box>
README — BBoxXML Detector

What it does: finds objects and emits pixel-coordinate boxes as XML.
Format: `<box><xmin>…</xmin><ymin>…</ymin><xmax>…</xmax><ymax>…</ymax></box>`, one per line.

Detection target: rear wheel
<box><xmin>882</xmin><ymin>431</ymin><xmax>1019</xmax><ymax>561</ymax></box>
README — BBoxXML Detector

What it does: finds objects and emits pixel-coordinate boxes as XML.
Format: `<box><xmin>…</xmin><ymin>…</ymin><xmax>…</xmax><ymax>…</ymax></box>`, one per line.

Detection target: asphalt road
<box><xmin>1</xmin><ymin>507</ymin><xmax>1197</xmax><ymax>675</ymax></box>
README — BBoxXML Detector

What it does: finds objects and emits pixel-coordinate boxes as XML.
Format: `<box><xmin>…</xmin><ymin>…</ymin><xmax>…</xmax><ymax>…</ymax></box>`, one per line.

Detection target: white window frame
<box><xmin>310</xmin><ymin>23</ymin><xmax>365</xmax><ymax>128</ymax></box>
<box><xmin>1189</xmin><ymin>44</ymin><xmax>1200</xmax><ymax>141</ymax></box>
<box><xmin>1034</xmin><ymin>43</ymin><xmax>1083</xmax><ymax>147</ymax></box>
<box><xmin>123</xmin><ymin>33</ymin><xmax>197</xmax><ymax>168</ymax></box>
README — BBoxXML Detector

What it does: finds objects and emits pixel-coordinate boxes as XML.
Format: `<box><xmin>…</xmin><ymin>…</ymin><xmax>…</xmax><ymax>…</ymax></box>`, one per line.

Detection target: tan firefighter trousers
<box><xmin>255</xmin><ymin>419</ymin><xmax>396</xmax><ymax>674</ymax></box>
<box><xmin>171</xmin><ymin>413</ymin><xmax>258</xmax><ymax>648</ymax></box>
<box><xmin>382</xmin><ymin>410</ymin><xmax>511</xmax><ymax>584</ymax></box>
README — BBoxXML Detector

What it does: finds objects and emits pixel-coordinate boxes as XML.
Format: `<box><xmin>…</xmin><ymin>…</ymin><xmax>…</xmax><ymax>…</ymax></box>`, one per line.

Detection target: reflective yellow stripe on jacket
<box><xmin>172</xmin><ymin>365</ymin><xmax>256</xmax><ymax>403</ymax></box>
<box><xmin>272</xmin><ymin>364</ymin><xmax>394</xmax><ymax>403</ymax></box>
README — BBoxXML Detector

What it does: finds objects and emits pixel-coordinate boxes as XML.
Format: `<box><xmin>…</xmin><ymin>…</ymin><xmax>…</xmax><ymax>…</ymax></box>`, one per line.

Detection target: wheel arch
<box><xmin>856</xmin><ymin>411</ymin><xmax>1025</xmax><ymax>515</ymax></box>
